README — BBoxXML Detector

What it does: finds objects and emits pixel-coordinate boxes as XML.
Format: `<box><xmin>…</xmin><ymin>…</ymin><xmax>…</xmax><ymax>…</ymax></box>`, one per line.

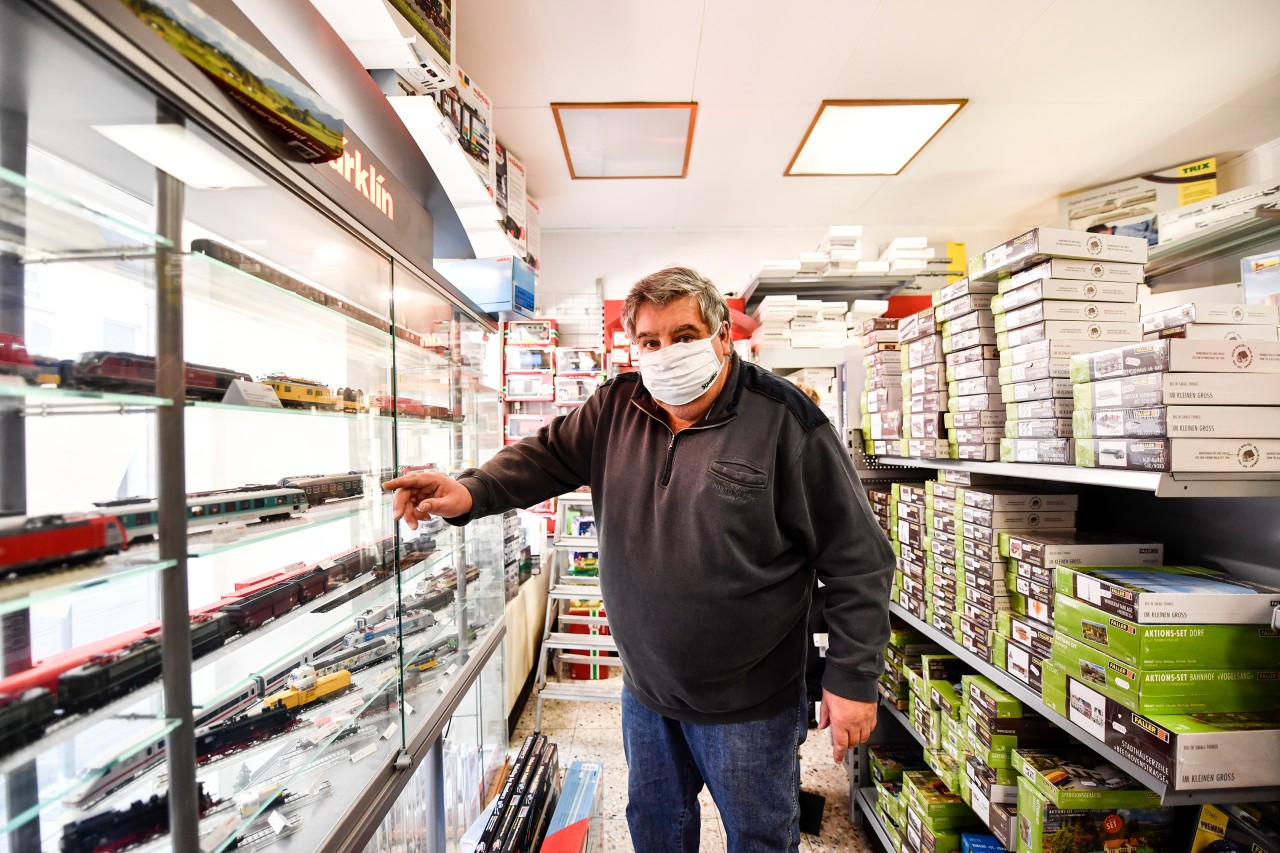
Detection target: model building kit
<box><xmin>1054</xmin><ymin>564</ymin><xmax>1280</xmax><ymax>624</ymax></box>
<box><xmin>998</xmin><ymin>320</ymin><xmax>1144</xmax><ymax>350</ymax></box>
<box><xmin>998</xmin><ymin>358</ymin><xmax>1072</xmax><ymax>384</ymax></box>
<box><xmin>1149</xmin><ymin>322</ymin><xmax>1279</xmax><ymax>342</ymax></box>
<box><xmin>995</xmin><ymin>299</ymin><xmax>1141</xmax><ymax>333</ymax></box>
<box><xmin>970</xmin><ymin>228</ymin><xmax>1148</xmax><ymax>282</ymax></box>
<box><xmin>1014</xmin><ymin>776</ymin><xmax>1176</xmax><ymax>853</ymax></box>
<box><xmin>1073</xmin><ymin>371</ymin><xmax>1280</xmax><ymax>409</ymax></box>
<box><xmin>1069</xmin><ymin>338</ymin><xmax>1280</xmax><ymax>382</ymax></box>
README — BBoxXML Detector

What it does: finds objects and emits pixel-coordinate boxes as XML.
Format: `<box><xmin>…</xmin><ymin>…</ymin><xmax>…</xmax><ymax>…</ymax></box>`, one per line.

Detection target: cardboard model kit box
<box><xmin>996</xmin><ymin>300</ymin><xmax>1141</xmax><ymax>334</ymax></box>
<box><xmin>958</xmin><ymin>487</ymin><xmax>1079</xmax><ymax>512</ymax></box>
<box><xmin>1001</xmin><ymin>338</ymin><xmax>1116</xmax><ymax>368</ymax></box>
<box><xmin>999</xmin><ymin>358</ymin><xmax>1073</xmax><ymax>385</ymax></box>
<box><xmin>1060</xmin><ymin>672</ymin><xmax>1280</xmax><ymax>793</ymax></box>
<box><xmin>1001</xmin><ymin>258</ymin><xmax>1147</xmax><ymax>290</ymax></box>
<box><xmin>1074</xmin><ymin>438</ymin><xmax>1171</xmax><ymax>471</ymax></box>
<box><xmin>1004</xmin><ymin>418</ymin><xmax>1073</xmax><ymax>439</ymax></box>
<box><xmin>999</xmin><ymin>320</ymin><xmax>1144</xmax><ymax>350</ymax></box>
<box><xmin>1191</xmin><ymin>803</ymin><xmax>1280</xmax><ymax>853</ymax></box>
<box><xmin>1011</xmin><ymin>748</ymin><xmax>1163</xmax><ymax>809</ymax></box>
<box><xmin>948</xmin><ymin>358</ymin><xmax>1002</xmax><ymax>382</ymax></box>
<box><xmin>1148</xmin><ymin>322</ymin><xmax>1279</xmax><ymax>342</ymax></box>
<box><xmin>1001</xmin><ymin>378</ymin><xmax>1074</xmax><ymax>403</ymax></box>
<box><xmin>1006</xmin><ymin>398</ymin><xmax>1074</xmax><ymax>421</ymax></box>
<box><xmin>1051</xmin><ymin>631</ymin><xmax>1280</xmax><ymax>714</ymax></box>
<box><xmin>971</xmin><ymin>228</ymin><xmax>1149</xmax><ymax>282</ymax></box>
<box><xmin>1013</xmin><ymin>776</ymin><xmax>1176</xmax><ymax>853</ymax></box>
<box><xmin>1055</xmin><ymin>564</ymin><xmax>1280</xmax><ymax>624</ymax></box>
<box><xmin>1073</xmin><ymin>371</ymin><xmax>1280</xmax><ymax>409</ymax></box>
<box><xmin>936</xmin><ymin>276</ymin><xmax>1000</xmax><ymax>305</ymax></box>
<box><xmin>1142</xmin><ymin>301</ymin><xmax>1279</xmax><ymax>332</ymax></box>
<box><xmin>999</xmin><ymin>533</ymin><xmax>1162</xmax><ymax>569</ymax></box>
<box><xmin>1069</xmin><ymin>338</ymin><xmax>1280</xmax><ymax>383</ymax></box>
<box><xmin>1052</xmin><ymin>593</ymin><xmax>1280</xmax><ymax>670</ymax></box>
<box><xmin>999</xmin><ymin>438</ymin><xmax>1073</xmax><ymax>465</ymax></box>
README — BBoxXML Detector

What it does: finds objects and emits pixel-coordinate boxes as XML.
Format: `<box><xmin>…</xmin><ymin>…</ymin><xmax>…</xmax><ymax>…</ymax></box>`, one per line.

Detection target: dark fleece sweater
<box><xmin>451</xmin><ymin>354</ymin><xmax>894</xmax><ymax>723</ymax></box>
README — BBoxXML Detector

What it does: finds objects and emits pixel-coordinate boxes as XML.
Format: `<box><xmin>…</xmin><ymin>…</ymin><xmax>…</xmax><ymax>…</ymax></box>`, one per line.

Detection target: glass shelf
<box><xmin>0</xmin><ymin>556</ymin><xmax>176</xmax><ymax>618</ymax></box>
<box><xmin>190</xmin><ymin>544</ymin><xmax>461</xmax><ymax>727</ymax></box>
<box><xmin>0</xmin><ymin>381</ymin><xmax>171</xmax><ymax>414</ymax></box>
<box><xmin>185</xmin><ymin>398</ymin><xmax>458</xmax><ymax>429</ymax></box>
<box><xmin>0</xmin><ymin>715</ymin><xmax>179</xmax><ymax>837</ymax></box>
<box><xmin>184</xmin><ymin>495</ymin><xmax>398</xmax><ymax>560</ymax></box>
<box><xmin>888</xmin><ymin>602</ymin><xmax>1280</xmax><ymax>805</ymax></box>
<box><xmin>0</xmin><ymin>165</ymin><xmax>171</xmax><ymax>262</ymax></box>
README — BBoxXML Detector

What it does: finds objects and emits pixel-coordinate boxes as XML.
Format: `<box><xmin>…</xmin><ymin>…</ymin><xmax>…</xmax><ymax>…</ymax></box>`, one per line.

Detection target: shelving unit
<box><xmin>1144</xmin><ymin>208</ymin><xmax>1280</xmax><ymax>279</ymax></box>
<box><xmin>852</xmin><ymin>787</ymin><xmax>896</xmax><ymax>852</ymax></box>
<box><xmin>886</xmin><ymin>602</ymin><xmax>1280</xmax><ymax>806</ymax></box>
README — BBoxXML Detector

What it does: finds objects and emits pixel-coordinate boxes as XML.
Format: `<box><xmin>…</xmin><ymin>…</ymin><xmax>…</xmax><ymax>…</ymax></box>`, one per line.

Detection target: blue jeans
<box><xmin>621</xmin><ymin>685</ymin><xmax>808</xmax><ymax>853</ymax></box>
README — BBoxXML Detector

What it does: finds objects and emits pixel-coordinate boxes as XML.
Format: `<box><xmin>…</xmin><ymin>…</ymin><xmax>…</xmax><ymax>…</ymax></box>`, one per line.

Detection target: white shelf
<box><xmin>854</xmin><ymin>788</ymin><xmax>895</xmax><ymax>852</ymax></box>
<box><xmin>887</xmin><ymin>602</ymin><xmax>1280</xmax><ymax>805</ymax></box>
<box><xmin>870</xmin><ymin>455</ymin><xmax>1280</xmax><ymax>498</ymax></box>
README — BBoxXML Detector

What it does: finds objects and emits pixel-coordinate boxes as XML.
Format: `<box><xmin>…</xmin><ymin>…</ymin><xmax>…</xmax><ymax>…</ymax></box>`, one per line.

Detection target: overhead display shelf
<box><xmin>739</xmin><ymin>273</ymin><xmax>917</xmax><ymax>314</ymax></box>
<box><xmin>870</xmin><ymin>455</ymin><xmax>1280</xmax><ymax>498</ymax></box>
<box><xmin>1144</xmin><ymin>208</ymin><xmax>1280</xmax><ymax>280</ymax></box>
<box><xmin>888</xmin><ymin>603</ymin><xmax>1280</xmax><ymax>806</ymax></box>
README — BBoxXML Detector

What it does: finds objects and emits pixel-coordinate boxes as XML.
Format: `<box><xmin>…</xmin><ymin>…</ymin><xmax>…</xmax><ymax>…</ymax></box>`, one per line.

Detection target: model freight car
<box><xmin>0</xmin><ymin>514</ymin><xmax>127</xmax><ymax>574</ymax></box>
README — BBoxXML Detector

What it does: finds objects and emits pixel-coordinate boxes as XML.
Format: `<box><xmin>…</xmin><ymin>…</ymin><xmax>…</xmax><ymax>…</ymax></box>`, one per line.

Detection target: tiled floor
<box><xmin>513</xmin><ymin>687</ymin><xmax>875</xmax><ymax>852</ymax></box>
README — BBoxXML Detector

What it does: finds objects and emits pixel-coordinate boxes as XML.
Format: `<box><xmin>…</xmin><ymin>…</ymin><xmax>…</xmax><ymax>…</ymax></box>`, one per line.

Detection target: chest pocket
<box><xmin>708</xmin><ymin>458</ymin><xmax>768</xmax><ymax>489</ymax></box>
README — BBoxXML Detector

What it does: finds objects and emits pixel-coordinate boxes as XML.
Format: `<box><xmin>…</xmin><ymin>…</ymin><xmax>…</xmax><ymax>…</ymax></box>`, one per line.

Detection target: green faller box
<box><xmin>1011</xmin><ymin>748</ymin><xmax>1163</xmax><ymax>809</ymax></box>
<box><xmin>1014</xmin><ymin>776</ymin><xmax>1176</xmax><ymax>853</ymax></box>
<box><xmin>1052</xmin><ymin>593</ymin><xmax>1280</xmax><ymax>670</ymax></box>
<box><xmin>1050</xmin><ymin>630</ymin><xmax>1280</xmax><ymax>714</ymax></box>
<box><xmin>902</xmin><ymin>769</ymin><xmax>978</xmax><ymax>828</ymax></box>
<box><xmin>1054</xmin><ymin>564</ymin><xmax>1280</xmax><ymax>625</ymax></box>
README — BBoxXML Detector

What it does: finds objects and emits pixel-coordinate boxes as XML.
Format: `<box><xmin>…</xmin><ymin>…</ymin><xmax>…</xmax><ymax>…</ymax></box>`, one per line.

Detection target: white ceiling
<box><xmin>456</xmin><ymin>0</ymin><xmax>1280</xmax><ymax>236</ymax></box>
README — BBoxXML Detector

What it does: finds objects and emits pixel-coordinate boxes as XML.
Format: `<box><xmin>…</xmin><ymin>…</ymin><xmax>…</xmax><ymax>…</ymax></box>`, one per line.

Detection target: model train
<box><xmin>71</xmin><ymin>351</ymin><xmax>250</xmax><ymax>400</ymax></box>
<box><xmin>0</xmin><ymin>688</ymin><xmax>56</xmax><ymax>755</ymax></box>
<box><xmin>60</xmin><ymin>782</ymin><xmax>216</xmax><ymax>853</ymax></box>
<box><xmin>0</xmin><ymin>514</ymin><xmax>128</xmax><ymax>574</ymax></box>
<box><xmin>262</xmin><ymin>664</ymin><xmax>352</xmax><ymax>711</ymax></box>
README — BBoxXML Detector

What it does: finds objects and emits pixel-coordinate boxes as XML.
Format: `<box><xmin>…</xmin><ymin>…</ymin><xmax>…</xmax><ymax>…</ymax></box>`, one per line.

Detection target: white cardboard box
<box><xmin>973</xmin><ymin>228</ymin><xmax>1148</xmax><ymax>281</ymax></box>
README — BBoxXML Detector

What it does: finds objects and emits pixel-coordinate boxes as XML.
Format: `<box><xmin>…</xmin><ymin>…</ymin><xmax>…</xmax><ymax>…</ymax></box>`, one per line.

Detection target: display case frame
<box><xmin>0</xmin><ymin>1</ymin><xmax>508</xmax><ymax>850</ymax></box>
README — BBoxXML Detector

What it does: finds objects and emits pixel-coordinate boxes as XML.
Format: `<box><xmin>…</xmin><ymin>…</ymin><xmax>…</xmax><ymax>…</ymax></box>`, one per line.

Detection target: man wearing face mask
<box><xmin>383</xmin><ymin>266</ymin><xmax>894</xmax><ymax>853</ymax></box>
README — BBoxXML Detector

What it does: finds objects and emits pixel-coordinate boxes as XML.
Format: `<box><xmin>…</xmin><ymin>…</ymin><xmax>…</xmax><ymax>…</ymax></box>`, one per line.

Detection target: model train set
<box><xmin>0</xmin><ymin>340</ymin><xmax>461</xmax><ymax>421</ymax></box>
<box><xmin>0</xmin><ymin>528</ymin><xmax>464</xmax><ymax>757</ymax></box>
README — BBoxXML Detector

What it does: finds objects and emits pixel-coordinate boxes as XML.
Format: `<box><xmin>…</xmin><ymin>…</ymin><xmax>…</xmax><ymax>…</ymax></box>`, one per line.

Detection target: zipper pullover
<box><xmin>450</xmin><ymin>355</ymin><xmax>895</xmax><ymax>724</ymax></box>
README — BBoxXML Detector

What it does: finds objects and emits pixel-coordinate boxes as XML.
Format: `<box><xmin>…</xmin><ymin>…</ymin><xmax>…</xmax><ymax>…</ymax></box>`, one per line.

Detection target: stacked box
<box><xmin>902</xmin><ymin>770</ymin><xmax>984</xmax><ymax>853</ymax></box>
<box><xmin>875</xmin><ymin>776</ymin><xmax>907</xmax><ymax>847</ymax></box>
<box><xmin>868</xmin><ymin>486</ymin><xmax>893</xmax><ymax>540</ymax></box>
<box><xmin>750</xmin><ymin>294</ymin><xmax>797</xmax><ymax>350</ymax></box>
<box><xmin>935</xmin><ymin>278</ymin><xmax>1003</xmax><ymax>460</ymax></box>
<box><xmin>1014</xmin><ymin>776</ymin><xmax>1176</xmax><ymax>853</ymax></box>
<box><xmin>1141</xmin><ymin>300</ymin><xmax>1279</xmax><ymax>342</ymax></box>
<box><xmin>977</xmin><ymin>248</ymin><xmax>1146</xmax><ymax>465</ymax></box>
<box><xmin>881</xmin><ymin>620</ymin><xmax>942</xmax><ymax>711</ymax></box>
<box><xmin>1071</xmin><ymin>338</ymin><xmax>1280</xmax><ymax>471</ymax></box>
<box><xmin>1012</xmin><ymin>748</ymin><xmax>1164</xmax><ymax>809</ymax></box>
<box><xmin>1050</xmin><ymin>668</ymin><xmax>1280</xmax><ymax>795</ymax></box>
<box><xmin>995</xmin><ymin>533</ymin><xmax>1164</xmax><ymax>630</ymax></box>
<box><xmin>900</xmin><ymin>306</ymin><xmax>949</xmax><ymax>459</ymax></box>
<box><xmin>891</xmin><ymin>483</ymin><xmax>932</xmax><ymax>620</ymax></box>
<box><xmin>860</xmin><ymin>317</ymin><xmax>905</xmax><ymax>454</ymax></box>
<box><xmin>947</xmin><ymin>488</ymin><xmax>1078</xmax><ymax>660</ymax></box>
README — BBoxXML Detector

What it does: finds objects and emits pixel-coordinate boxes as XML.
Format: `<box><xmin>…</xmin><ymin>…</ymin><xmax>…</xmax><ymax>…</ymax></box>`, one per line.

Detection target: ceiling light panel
<box><xmin>786</xmin><ymin>100</ymin><xmax>966</xmax><ymax>176</ymax></box>
<box><xmin>552</xmin><ymin>103</ymin><xmax>697</xmax><ymax>179</ymax></box>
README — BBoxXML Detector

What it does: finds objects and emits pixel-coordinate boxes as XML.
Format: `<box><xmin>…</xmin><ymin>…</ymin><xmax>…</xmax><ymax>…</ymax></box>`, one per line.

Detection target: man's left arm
<box><xmin>783</xmin><ymin>423</ymin><xmax>895</xmax><ymax>762</ymax></box>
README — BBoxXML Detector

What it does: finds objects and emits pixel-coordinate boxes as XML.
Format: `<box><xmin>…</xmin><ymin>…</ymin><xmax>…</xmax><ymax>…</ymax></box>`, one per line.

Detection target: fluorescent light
<box><xmin>92</xmin><ymin>124</ymin><xmax>264</xmax><ymax>189</ymax></box>
<box><xmin>552</xmin><ymin>103</ymin><xmax>696</xmax><ymax>179</ymax></box>
<box><xmin>786</xmin><ymin>100</ymin><xmax>966</xmax><ymax>176</ymax></box>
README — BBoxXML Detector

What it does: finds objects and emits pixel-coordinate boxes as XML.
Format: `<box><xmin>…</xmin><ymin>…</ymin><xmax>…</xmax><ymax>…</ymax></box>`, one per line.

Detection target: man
<box><xmin>385</xmin><ymin>267</ymin><xmax>894</xmax><ymax>852</ymax></box>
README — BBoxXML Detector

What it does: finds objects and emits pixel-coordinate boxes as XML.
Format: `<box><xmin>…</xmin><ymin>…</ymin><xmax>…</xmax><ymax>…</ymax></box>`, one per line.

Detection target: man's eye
<box><xmin>641</xmin><ymin>341</ymin><xmax>658</xmax><ymax>349</ymax></box>
<box><xmin>677</xmin><ymin>336</ymin><xmax>695</xmax><ymax>343</ymax></box>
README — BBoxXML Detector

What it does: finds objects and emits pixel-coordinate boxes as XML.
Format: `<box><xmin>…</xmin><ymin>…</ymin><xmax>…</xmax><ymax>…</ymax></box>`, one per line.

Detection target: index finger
<box><xmin>382</xmin><ymin>475</ymin><xmax>421</xmax><ymax>490</ymax></box>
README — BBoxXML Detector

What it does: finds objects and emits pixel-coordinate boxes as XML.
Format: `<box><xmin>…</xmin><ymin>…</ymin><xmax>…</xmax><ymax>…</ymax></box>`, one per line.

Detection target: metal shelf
<box><xmin>887</xmin><ymin>602</ymin><xmax>1280</xmax><ymax>805</ymax></box>
<box><xmin>754</xmin><ymin>347</ymin><xmax>851</xmax><ymax>371</ymax></box>
<box><xmin>1145</xmin><ymin>208</ymin><xmax>1280</xmax><ymax>280</ymax></box>
<box><xmin>879</xmin><ymin>697</ymin><xmax>927</xmax><ymax>751</ymax></box>
<box><xmin>740</xmin><ymin>273</ymin><xmax>916</xmax><ymax>313</ymax></box>
<box><xmin>854</xmin><ymin>787</ymin><xmax>895</xmax><ymax>852</ymax></box>
<box><xmin>870</xmin><ymin>455</ymin><xmax>1280</xmax><ymax>498</ymax></box>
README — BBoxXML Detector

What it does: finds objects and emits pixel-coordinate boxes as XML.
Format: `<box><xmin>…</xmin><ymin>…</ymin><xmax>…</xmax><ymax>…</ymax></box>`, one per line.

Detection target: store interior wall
<box><xmin>536</xmin><ymin>134</ymin><xmax>1280</xmax><ymax>301</ymax></box>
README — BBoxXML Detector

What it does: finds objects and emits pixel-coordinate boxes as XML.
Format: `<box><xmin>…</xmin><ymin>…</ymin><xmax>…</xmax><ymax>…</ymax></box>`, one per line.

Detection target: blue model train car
<box><xmin>95</xmin><ymin>486</ymin><xmax>307</xmax><ymax>541</ymax></box>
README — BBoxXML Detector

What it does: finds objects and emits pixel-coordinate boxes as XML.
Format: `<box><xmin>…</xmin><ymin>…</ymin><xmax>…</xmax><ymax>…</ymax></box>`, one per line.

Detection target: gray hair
<box><xmin>622</xmin><ymin>267</ymin><xmax>731</xmax><ymax>340</ymax></box>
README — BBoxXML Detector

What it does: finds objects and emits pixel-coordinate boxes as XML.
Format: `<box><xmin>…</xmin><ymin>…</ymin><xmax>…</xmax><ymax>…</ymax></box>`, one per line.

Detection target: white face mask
<box><xmin>638</xmin><ymin>323</ymin><xmax>725</xmax><ymax>406</ymax></box>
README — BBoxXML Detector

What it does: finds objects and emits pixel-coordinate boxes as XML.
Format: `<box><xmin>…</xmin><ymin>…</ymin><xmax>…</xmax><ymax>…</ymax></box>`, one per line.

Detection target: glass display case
<box><xmin>0</xmin><ymin>1</ymin><xmax>507</xmax><ymax>850</ymax></box>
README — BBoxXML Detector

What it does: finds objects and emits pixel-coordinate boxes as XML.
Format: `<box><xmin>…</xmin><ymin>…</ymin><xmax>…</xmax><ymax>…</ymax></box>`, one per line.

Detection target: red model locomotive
<box><xmin>0</xmin><ymin>514</ymin><xmax>128</xmax><ymax>574</ymax></box>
